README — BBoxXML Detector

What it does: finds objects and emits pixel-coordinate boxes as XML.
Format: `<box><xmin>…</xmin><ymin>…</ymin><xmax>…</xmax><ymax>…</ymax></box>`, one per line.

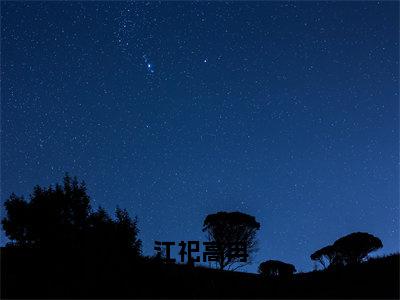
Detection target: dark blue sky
<box><xmin>1</xmin><ymin>1</ymin><xmax>399</xmax><ymax>272</ymax></box>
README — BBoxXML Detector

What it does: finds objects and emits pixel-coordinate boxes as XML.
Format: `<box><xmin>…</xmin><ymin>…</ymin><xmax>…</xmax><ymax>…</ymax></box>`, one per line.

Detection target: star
<box><xmin>143</xmin><ymin>54</ymin><xmax>155</xmax><ymax>74</ymax></box>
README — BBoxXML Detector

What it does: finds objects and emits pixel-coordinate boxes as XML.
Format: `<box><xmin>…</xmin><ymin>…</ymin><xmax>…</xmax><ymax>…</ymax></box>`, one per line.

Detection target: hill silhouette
<box><xmin>1</xmin><ymin>248</ymin><xmax>398</xmax><ymax>298</ymax></box>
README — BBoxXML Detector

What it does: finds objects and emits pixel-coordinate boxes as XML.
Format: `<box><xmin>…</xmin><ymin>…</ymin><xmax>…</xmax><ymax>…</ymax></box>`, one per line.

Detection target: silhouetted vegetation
<box><xmin>258</xmin><ymin>260</ymin><xmax>296</xmax><ymax>278</ymax></box>
<box><xmin>333</xmin><ymin>232</ymin><xmax>383</xmax><ymax>264</ymax></box>
<box><xmin>310</xmin><ymin>232</ymin><xmax>383</xmax><ymax>269</ymax></box>
<box><xmin>1</xmin><ymin>175</ymin><xmax>398</xmax><ymax>299</ymax></box>
<box><xmin>2</xmin><ymin>174</ymin><xmax>141</xmax><ymax>256</ymax></box>
<box><xmin>202</xmin><ymin>211</ymin><xmax>260</xmax><ymax>270</ymax></box>
<box><xmin>310</xmin><ymin>245</ymin><xmax>336</xmax><ymax>269</ymax></box>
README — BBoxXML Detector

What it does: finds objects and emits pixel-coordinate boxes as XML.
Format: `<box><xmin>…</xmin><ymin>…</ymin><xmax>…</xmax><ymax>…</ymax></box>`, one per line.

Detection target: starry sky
<box><xmin>1</xmin><ymin>1</ymin><xmax>399</xmax><ymax>273</ymax></box>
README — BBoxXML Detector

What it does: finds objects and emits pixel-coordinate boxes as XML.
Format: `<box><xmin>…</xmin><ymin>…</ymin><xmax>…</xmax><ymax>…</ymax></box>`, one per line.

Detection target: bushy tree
<box><xmin>202</xmin><ymin>211</ymin><xmax>260</xmax><ymax>270</ymax></box>
<box><xmin>2</xmin><ymin>193</ymin><xmax>31</xmax><ymax>246</ymax></box>
<box><xmin>2</xmin><ymin>175</ymin><xmax>90</xmax><ymax>247</ymax></box>
<box><xmin>258</xmin><ymin>260</ymin><xmax>296</xmax><ymax>278</ymax></box>
<box><xmin>2</xmin><ymin>174</ymin><xmax>141</xmax><ymax>256</ymax></box>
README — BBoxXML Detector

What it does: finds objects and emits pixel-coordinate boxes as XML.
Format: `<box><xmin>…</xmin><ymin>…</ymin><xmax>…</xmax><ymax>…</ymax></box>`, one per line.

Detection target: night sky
<box><xmin>1</xmin><ymin>1</ymin><xmax>399</xmax><ymax>273</ymax></box>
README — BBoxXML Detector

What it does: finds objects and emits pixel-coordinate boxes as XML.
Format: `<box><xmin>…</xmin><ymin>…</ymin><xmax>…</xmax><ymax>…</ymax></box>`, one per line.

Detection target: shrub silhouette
<box><xmin>258</xmin><ymin>260</ymin><xmax>296</xmax><ymax>278</ymax></box>
<box><xmin>1</xmin><ymin>174</ymin><xmax>141</xmax><ymax>255</ymax></box>
<box><xmin>202</xmin><ymin>211</ymin><xmax>260</xmax><ymax>270</ymax></box>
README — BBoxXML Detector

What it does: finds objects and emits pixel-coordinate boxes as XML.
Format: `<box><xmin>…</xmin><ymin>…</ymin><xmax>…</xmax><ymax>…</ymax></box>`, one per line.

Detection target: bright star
<box><xmin>143</xmin><ymin>55</ymin><xmax>155</xmax><ymax>74</ymax></box>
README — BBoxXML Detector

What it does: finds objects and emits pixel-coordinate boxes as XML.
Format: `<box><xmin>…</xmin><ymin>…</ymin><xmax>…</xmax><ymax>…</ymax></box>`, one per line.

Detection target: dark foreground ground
<box><xmin>1</xmin><ymin>248</ymin><xmax>399</xmax><ymax>299</ymax></box>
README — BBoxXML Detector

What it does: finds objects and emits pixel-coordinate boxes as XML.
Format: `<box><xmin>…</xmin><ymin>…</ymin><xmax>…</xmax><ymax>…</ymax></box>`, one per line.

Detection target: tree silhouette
<box><xmin>202</xmin><ymin>211</ymin><xmax>260</xmax><ymax>270</ymax></box>
<box><xmin>2</xmin><ymin>193</ymin><xmax>31</xmax><ymax>246</ymax></box>
<box><xmin>85</xmin><ymin>206</ymin><xmax>114</xmax><ymax>249</ymax></box>
<box><xmin>2</xmin><ymin>174</ymin><xmax>141</xmax><ymax>255</ymax></box>
<box><xmin>310</xmin><ymin>232</ymin><xmax>383</xmax><ymax>268</ymax></box>
<box><xmin>258</xmin><ymin>260</ymin><xmax>296</xmax><ymax>278</ymax></box>
<box><xmin>310</xmin><ymin>245</ymin><xmax>336</xmax><ymax>269</ymax></box>
<box><xmin>332</xmin><ymin>232</ymin><xmax>383</xmax><ymax>265</ymax></box>
<box><xmin>2</xmin><ymin>175</ymin><xmax>90</xmax><ymax>247</ymax></box>
<box><xmin>114</xmin><ymin>206</ymin><xmax>142</xmax><ymax>255</ymax></box>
